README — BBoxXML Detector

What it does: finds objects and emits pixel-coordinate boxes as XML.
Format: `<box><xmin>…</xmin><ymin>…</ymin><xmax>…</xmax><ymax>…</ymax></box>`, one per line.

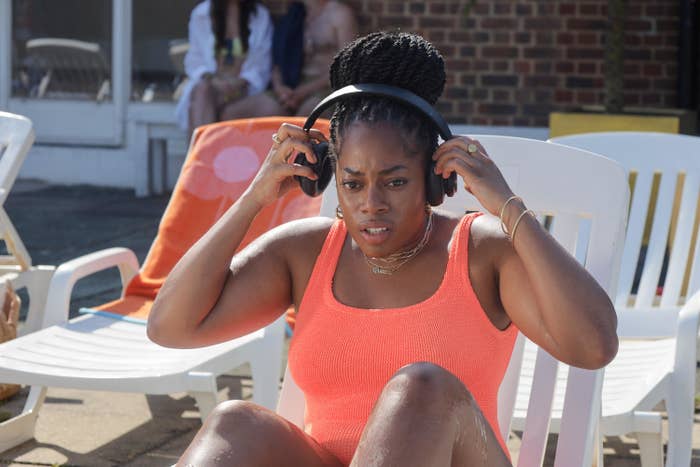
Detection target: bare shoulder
<box><xmin>261</xmin><ymin>216</ymin><xmax>334</xmax><ymax>260</ymax></box>
<box><xmin>469</xmin><ymin>212</ymin><xmax>514</xmax><ymax>266</ymax></box>
<box><xmin>274</xmin><ymin>215</ymin><xmax>335</xmax><ymax>242</ymax></box>
<box><xmin>470</xmin><ymin>213</ymin><xmax>507</xmax><ymax>243</ymax></box>
<box><xmin>435</xmin><ymin>210</ymin><xmax>507</xmax><ymax>245</ymax></box>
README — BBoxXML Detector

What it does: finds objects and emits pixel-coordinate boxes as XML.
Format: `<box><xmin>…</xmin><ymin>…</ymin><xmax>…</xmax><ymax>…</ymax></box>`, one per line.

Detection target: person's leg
<box><xmin>350</xmin><ymin>362</ymin><xmax>512</xmax><ymax>467</ymax></box>
<box><xmin>178</xmin><ymin>400</ymin><xmax>343</xmax><ymax>467</ymax></box>
<box><xmin>188</xmin><ymin>78</ymin><xmax>219</xmax><ymax>135</ymax></box>
<box><xmin>220</xmin><ymin>93</ymin><xmax>288</xmax><ymax>120</ymax></box>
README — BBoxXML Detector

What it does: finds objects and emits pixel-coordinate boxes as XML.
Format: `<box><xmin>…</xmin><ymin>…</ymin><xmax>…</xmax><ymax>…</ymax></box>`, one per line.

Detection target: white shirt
<box><xmin>175</xmin><ymin>1</ymin><xmax>273</xmax><ymax>130</ymax></box>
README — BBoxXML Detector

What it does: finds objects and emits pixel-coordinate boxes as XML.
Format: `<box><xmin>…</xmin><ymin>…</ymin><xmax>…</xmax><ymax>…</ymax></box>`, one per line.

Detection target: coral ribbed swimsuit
<box><xmin>288</xmin><ymin>213</ymin><xmax>518</xmax><ymax>465</ymax></box>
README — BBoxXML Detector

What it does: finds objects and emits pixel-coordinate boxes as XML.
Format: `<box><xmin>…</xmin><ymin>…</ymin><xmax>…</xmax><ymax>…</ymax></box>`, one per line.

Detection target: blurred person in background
<box><xmin>175</xmin><ymin>0</ymin><xmax>273</xmax><ymax>136</ymax></box>
<box><xmin>229</xmin><ymin>0</ymin><xmax>357</xmax><ymax>118</ymax></box>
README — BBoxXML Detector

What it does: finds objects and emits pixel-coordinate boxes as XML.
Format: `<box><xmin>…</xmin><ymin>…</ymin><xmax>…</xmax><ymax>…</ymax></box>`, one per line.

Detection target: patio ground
<box><xmin>0</xmin><ymin>181</ymin><xmax>698</xmax><ymax>466</ymax></box>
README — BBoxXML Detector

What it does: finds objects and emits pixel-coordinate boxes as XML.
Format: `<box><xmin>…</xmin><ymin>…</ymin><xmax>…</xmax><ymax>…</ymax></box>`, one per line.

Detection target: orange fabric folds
<box><xmin>95</xmin><ymin>117</ymin><xmax>327</xmax><ymax>322</ymax></box>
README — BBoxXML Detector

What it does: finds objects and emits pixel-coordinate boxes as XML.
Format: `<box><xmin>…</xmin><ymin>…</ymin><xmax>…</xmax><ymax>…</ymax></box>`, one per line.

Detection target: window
<box><xmin>131</xmin><ymin>0</ymin><xmax>199</xmax><ymax>102</ymax></box>
<box><xmin>12</xmin><ymin>0</ymin><xmax>112</xmax><ymax>101</ymax></box>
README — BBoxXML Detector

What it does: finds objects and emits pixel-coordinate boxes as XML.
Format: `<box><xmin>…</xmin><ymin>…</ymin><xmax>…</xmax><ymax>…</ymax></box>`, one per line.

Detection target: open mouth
<box><xmin>364</xmin><ymin>227</ymin><xmax>389</xmax><ymax>235</ymax></box>
<box><xmin>359</xmin><ymin>224</ymin><xmax>391</xmax><ymax>246</ymax></box>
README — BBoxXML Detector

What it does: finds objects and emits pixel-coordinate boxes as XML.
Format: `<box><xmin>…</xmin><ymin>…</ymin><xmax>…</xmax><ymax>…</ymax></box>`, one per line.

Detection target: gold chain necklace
<box><xmin>363</xmin><ymin>211</ymin><xmax>434</xmax><ymax>275</ymax></box>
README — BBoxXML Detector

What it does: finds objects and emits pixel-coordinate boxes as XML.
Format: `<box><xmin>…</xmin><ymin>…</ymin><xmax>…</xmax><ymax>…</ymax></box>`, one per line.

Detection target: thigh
<box><xmin>451</xmin><ymin>394</ymin><xmax>512</xmax><ymax>467</ymax></box>
<box><xmin>179</xmin><ymin>400</ymin><xmax>343</xmax><ymax>467</ymax></box>
<box><xmin>221</xmin><ymin>92</ymin><xmax>288</xmax><ymax>120</ymax></box>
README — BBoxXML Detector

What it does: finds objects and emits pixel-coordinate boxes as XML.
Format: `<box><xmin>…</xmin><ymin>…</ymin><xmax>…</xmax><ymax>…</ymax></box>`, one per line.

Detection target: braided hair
<box><xmin>328</xmin><ymin>31</ymin><xmax>446</xmax><ymax>161</ymax></box>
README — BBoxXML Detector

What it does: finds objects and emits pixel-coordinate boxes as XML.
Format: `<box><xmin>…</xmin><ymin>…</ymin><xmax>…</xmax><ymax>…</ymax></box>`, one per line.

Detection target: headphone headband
<box><xmin>303</xmin><ymin>83</ymin><xmax>452</xmax><ymax>141</ymax></box>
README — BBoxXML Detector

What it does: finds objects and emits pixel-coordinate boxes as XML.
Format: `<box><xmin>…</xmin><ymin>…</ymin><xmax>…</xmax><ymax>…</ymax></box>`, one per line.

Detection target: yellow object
<box><xmin>549</xmin><ymin>112</ymin><xmax>680</xmax><ymax>138</ymax></box>
<box><xmin>232</xmin><ymin>36</ymin><xmax>244</xmax><ymax>57</ymax></box>
<box><xmin>549</xmin><ymin>111</ymin><xmax>686</xmax><ymax>249</ymax></box>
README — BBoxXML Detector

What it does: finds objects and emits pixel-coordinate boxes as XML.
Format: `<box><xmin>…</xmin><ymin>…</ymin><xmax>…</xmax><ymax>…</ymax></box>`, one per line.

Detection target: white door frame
<box><xmin>0</xmin><ymin>0</ymin><xmax>11</xmax><ymax>110</ymax></box>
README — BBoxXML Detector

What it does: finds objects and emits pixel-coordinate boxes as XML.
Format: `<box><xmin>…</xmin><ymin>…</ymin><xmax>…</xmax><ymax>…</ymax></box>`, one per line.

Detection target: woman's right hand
<box><xmin>245</xmin><ymin>123</ymin><xmax>327</xmax><ymax>207</ymax></box>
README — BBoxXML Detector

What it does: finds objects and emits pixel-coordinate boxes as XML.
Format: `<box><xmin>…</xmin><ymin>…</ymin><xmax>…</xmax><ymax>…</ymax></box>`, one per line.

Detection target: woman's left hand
<box><xmin>432</xmin><ymin>136</ymin><xmax>514</xmax><ymax>216</ymax></box>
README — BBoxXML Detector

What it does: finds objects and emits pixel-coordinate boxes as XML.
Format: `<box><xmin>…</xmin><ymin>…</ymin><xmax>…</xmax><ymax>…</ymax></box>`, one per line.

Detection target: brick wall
<box><xmin>266</xmin><ymin>1</ymin><xmax>680</xmax><ymax>127</ymax></box>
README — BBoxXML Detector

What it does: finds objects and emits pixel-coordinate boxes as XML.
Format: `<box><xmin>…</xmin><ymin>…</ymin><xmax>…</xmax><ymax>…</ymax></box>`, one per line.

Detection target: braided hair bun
<box><xmin>330</xmin><ymin>31</ymin><xmax>446</xmax><ymax>104</ymax></box>
<box><xmin>327</xmin><ymin>32</ymin><xmax>447</xmax><ymax>160</ymax></box>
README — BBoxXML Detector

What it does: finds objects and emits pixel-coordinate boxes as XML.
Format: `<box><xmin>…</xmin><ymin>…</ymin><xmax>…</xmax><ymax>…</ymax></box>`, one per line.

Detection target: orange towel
<box><xmin>87</xmin><ymin>118</ymin><xmax>327</xmax><ymax>324</ymax></box>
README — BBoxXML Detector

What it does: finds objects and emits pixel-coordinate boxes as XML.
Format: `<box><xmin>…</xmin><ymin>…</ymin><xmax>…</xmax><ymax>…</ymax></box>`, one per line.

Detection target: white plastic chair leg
<box><xmin>593</xmin><ymin>423</ymin><xmax>603</xmax><ymax>467</ymax></box>
<box><xmin>250</xmin><ymin>358</ymin><xmax>281</xmax><ymax>411</ymax></box>
<box><xmin>636</xmin><ymin>432</ymin><xmax>664</xmax><ymax>467</ymax></box>
<box><xmin>664</xmin><ymin>385</ymin><xmax>694</xmax><ymax>467</ymax></box>
<box><xmin>665</xmin><ymin>294</ymin><xmax>700</xmax><ymax>467</ymax></box>
<box><xmin>186</xmin><ymin>372</ymin><xmax>219</xmax><ymax>421</ymax></box>
<box><xmin>0</xmin><ymin>385</ymin><xmax>47</xmax><ymax>452</ymax></box>
<box><xmin>18</xmin><ymin>267</ymin><xmax>55</xmax><ymax>335</ymax></box>
<box><xmin>250</xmin><ymin>316</ymin><xmax>286</xmax><ymax>410</ymax></box>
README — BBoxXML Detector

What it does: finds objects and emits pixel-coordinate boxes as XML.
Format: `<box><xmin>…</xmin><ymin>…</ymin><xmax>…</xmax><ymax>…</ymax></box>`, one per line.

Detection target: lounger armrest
<box><xmin>41</xmin><ymin>247</ymin><xmax>140</xmax><ymax>327</ymax></box>
<box><xmin>616</xmin><ymin>309</ymin><xmax>679</xmax><ymax>338</ymax></box>
<box><xmin>674</xmin><ymin>289</ymin><xmax>700</xmax><ymax>375</ymax></box>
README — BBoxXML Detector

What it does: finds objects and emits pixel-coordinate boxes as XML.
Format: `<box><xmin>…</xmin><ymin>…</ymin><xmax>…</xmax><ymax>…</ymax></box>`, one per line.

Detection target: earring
<box><xmin>336</xmin><ymin>205</ymin><xmax>344</xmax><ymax>219</ymax></box>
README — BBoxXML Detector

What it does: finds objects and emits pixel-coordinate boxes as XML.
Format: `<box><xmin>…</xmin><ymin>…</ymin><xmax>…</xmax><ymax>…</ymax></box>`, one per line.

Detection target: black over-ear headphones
<box><xmin>293</xmin><ymin>83</ymin><xmax>457</xmax><ymax>206</ymax></box>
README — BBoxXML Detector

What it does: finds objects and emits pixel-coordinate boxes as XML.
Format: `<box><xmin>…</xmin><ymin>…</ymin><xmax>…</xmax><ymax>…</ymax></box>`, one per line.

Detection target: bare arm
<box><xmin>497</xmin><ymin>208</ymin><xmax>617</xmax><ymax>369</ymax></box>
<box><xmin>287</xmin><ymin>3</ymin><xmax>358</xmax><ymax>105</ymax></box>
<box><xmin>332</xmin><ymin>2</ymin><xmax>358</xmax><ymax>49</ymax></box>
<box><xmin>434</xmin><ymin>138</ymin><xmax>618</xmax><ymax>370</ymax></box>
<box><xmin>147</xmin><ymin>123</ymin><xmax>326</xmax><ymax>348</ymax></box>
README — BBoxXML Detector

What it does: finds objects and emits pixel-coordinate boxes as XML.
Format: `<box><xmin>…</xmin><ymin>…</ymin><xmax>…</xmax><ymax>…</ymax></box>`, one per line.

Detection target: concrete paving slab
<box><xmin>0</xmin><ymin>374</ymin><xmax>249</xmax><ymax>466</ymax></box>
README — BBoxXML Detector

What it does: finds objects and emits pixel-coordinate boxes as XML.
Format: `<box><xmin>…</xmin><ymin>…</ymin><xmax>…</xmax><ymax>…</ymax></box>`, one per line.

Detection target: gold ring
<box><xmin>271</xmin><ymin>133</ymin><xmax>283</xmax><ymax>145</ymax></box>
<box><xmin>467</xmin><ymin>143</ymin><xmax>478</xmax><ymax>154</ymax></box>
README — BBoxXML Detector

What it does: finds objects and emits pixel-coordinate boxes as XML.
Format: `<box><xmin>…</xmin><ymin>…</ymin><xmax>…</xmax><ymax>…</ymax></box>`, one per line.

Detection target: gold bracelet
<box><xmin>510</xmin><ymin>209</ymin><xmax>535</xmax><ymax>243</ymax></box>
<box><xmin>499</xmin><ymin>195</ymin><xmax>522</xmax><ymax>236</ymax></box>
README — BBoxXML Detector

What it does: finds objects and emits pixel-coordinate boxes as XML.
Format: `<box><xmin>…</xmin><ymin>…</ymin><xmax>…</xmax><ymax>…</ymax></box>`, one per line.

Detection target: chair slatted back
<box><xmin>0</xmin><ymin>112</ymin><xmax>35</xmax><ymax>270</ymax></box>
<box><xmin>25</xmin><ymin>38</ymin><xmax>110</xmax><ymax>99</ymax></box>
<box><xmin>551</xmin><ymin>132</ymin><xmax>700</xmax><ymax>311</ymax></box>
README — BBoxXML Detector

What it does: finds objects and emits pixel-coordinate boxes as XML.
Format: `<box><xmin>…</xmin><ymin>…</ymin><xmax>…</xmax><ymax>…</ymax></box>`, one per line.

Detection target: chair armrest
<box><xmin>674</xmin><ymin>289</ymin><xmax>700</xmax><ymax>374</ymax></box>
<box><xmin>41</xmin><ymin>247</ymin><xmax>140</xmax><ymax>327</ymax></box>
<box><xmin>616</xmin><ymin>309</ymin><xmax>679</xmax><ymax>338</ymax></box>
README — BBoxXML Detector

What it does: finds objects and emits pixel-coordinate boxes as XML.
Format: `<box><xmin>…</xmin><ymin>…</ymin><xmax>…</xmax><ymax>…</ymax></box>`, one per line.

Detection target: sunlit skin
<box><xmin>336</xmin><ymin>121</ymin><xmax>431</xmax><ymax>261</ymax></box>
<box><xmin>148</xmin><ymin>116</ymin><xmax>618</xmax><ymax>466</ymax></box>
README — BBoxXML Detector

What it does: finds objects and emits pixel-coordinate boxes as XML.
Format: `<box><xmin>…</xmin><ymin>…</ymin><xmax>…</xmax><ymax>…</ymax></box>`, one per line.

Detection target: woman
<box><xmin>149</xmin><ymin>32</ymin><xmax>618</xmax><ymax>466</ymax></box>
<box><xmin>174</xmin><ymin>0</ymin><xmax>273</xmax><ymax>135</ymax></box>
<box><xmin>229</xmin><ymin>0</ymin><xmax>357</xmax><ymax>118</ymax></box>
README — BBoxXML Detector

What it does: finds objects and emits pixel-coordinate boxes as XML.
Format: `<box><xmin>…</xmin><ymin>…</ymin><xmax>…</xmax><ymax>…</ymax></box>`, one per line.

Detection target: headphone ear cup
<box><xmin>425</xmin><ymin>161</ymin><xmax>445</xmax><ymax>206</ymax></box>
<box><xmin>425</xmin><ymin>162</ymin><xmax>458</xmax><ymax>206</ymax></box>
<box><xmin>313</xmin><ymin>142</ymin><xmax>334</xmax><ymax>194</ymax></box>
<box><xmin>294</xmin><ymin>141</ymin><xmax>332</xmax><ymax>197</ymax></box>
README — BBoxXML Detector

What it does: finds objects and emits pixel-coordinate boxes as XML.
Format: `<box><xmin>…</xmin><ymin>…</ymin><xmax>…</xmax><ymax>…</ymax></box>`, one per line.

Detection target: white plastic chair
<box><xmin>0</xmin><ymin>112</ymin><xmax>55</xmax><ymax>449</ymax></box>
<box><xmin>0</xmin><ymin>117</ymin><xmax>324</xmax><ymax>453</ymax></box>
<box><xmin>536</xmin><ymin>131</ymin><xmax>700</xmax><ymax>467</ymax></box>
<box><xmin>277</xmin><ymin>135</ymin><xmax>630</xmax><ymax>466</ymax></box>
<box><xmin>0</xmin><ymin>112</ymin><xmax>54</xmax><ymax>336</ymax></box>
<box><xmin>25</xmin><ymin>38</ymin><xmax>111</xmax><ymax>101</ymax></box>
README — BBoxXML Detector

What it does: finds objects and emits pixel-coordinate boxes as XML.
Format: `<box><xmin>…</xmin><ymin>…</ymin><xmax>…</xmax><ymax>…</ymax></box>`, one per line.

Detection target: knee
<box><xmin>191</xmin><ymin>78</ymin><xmax>215</xmax><ymax>102</ymax></box>
<box><xmin>206</xmin><ymin>400</ymin><xmax>271</xmax><ymax>435</ymax></box>
<box><xmin>388</xmin><ymin>362</ymin><xmax>473</xmax><ymax>404</ymax></box>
